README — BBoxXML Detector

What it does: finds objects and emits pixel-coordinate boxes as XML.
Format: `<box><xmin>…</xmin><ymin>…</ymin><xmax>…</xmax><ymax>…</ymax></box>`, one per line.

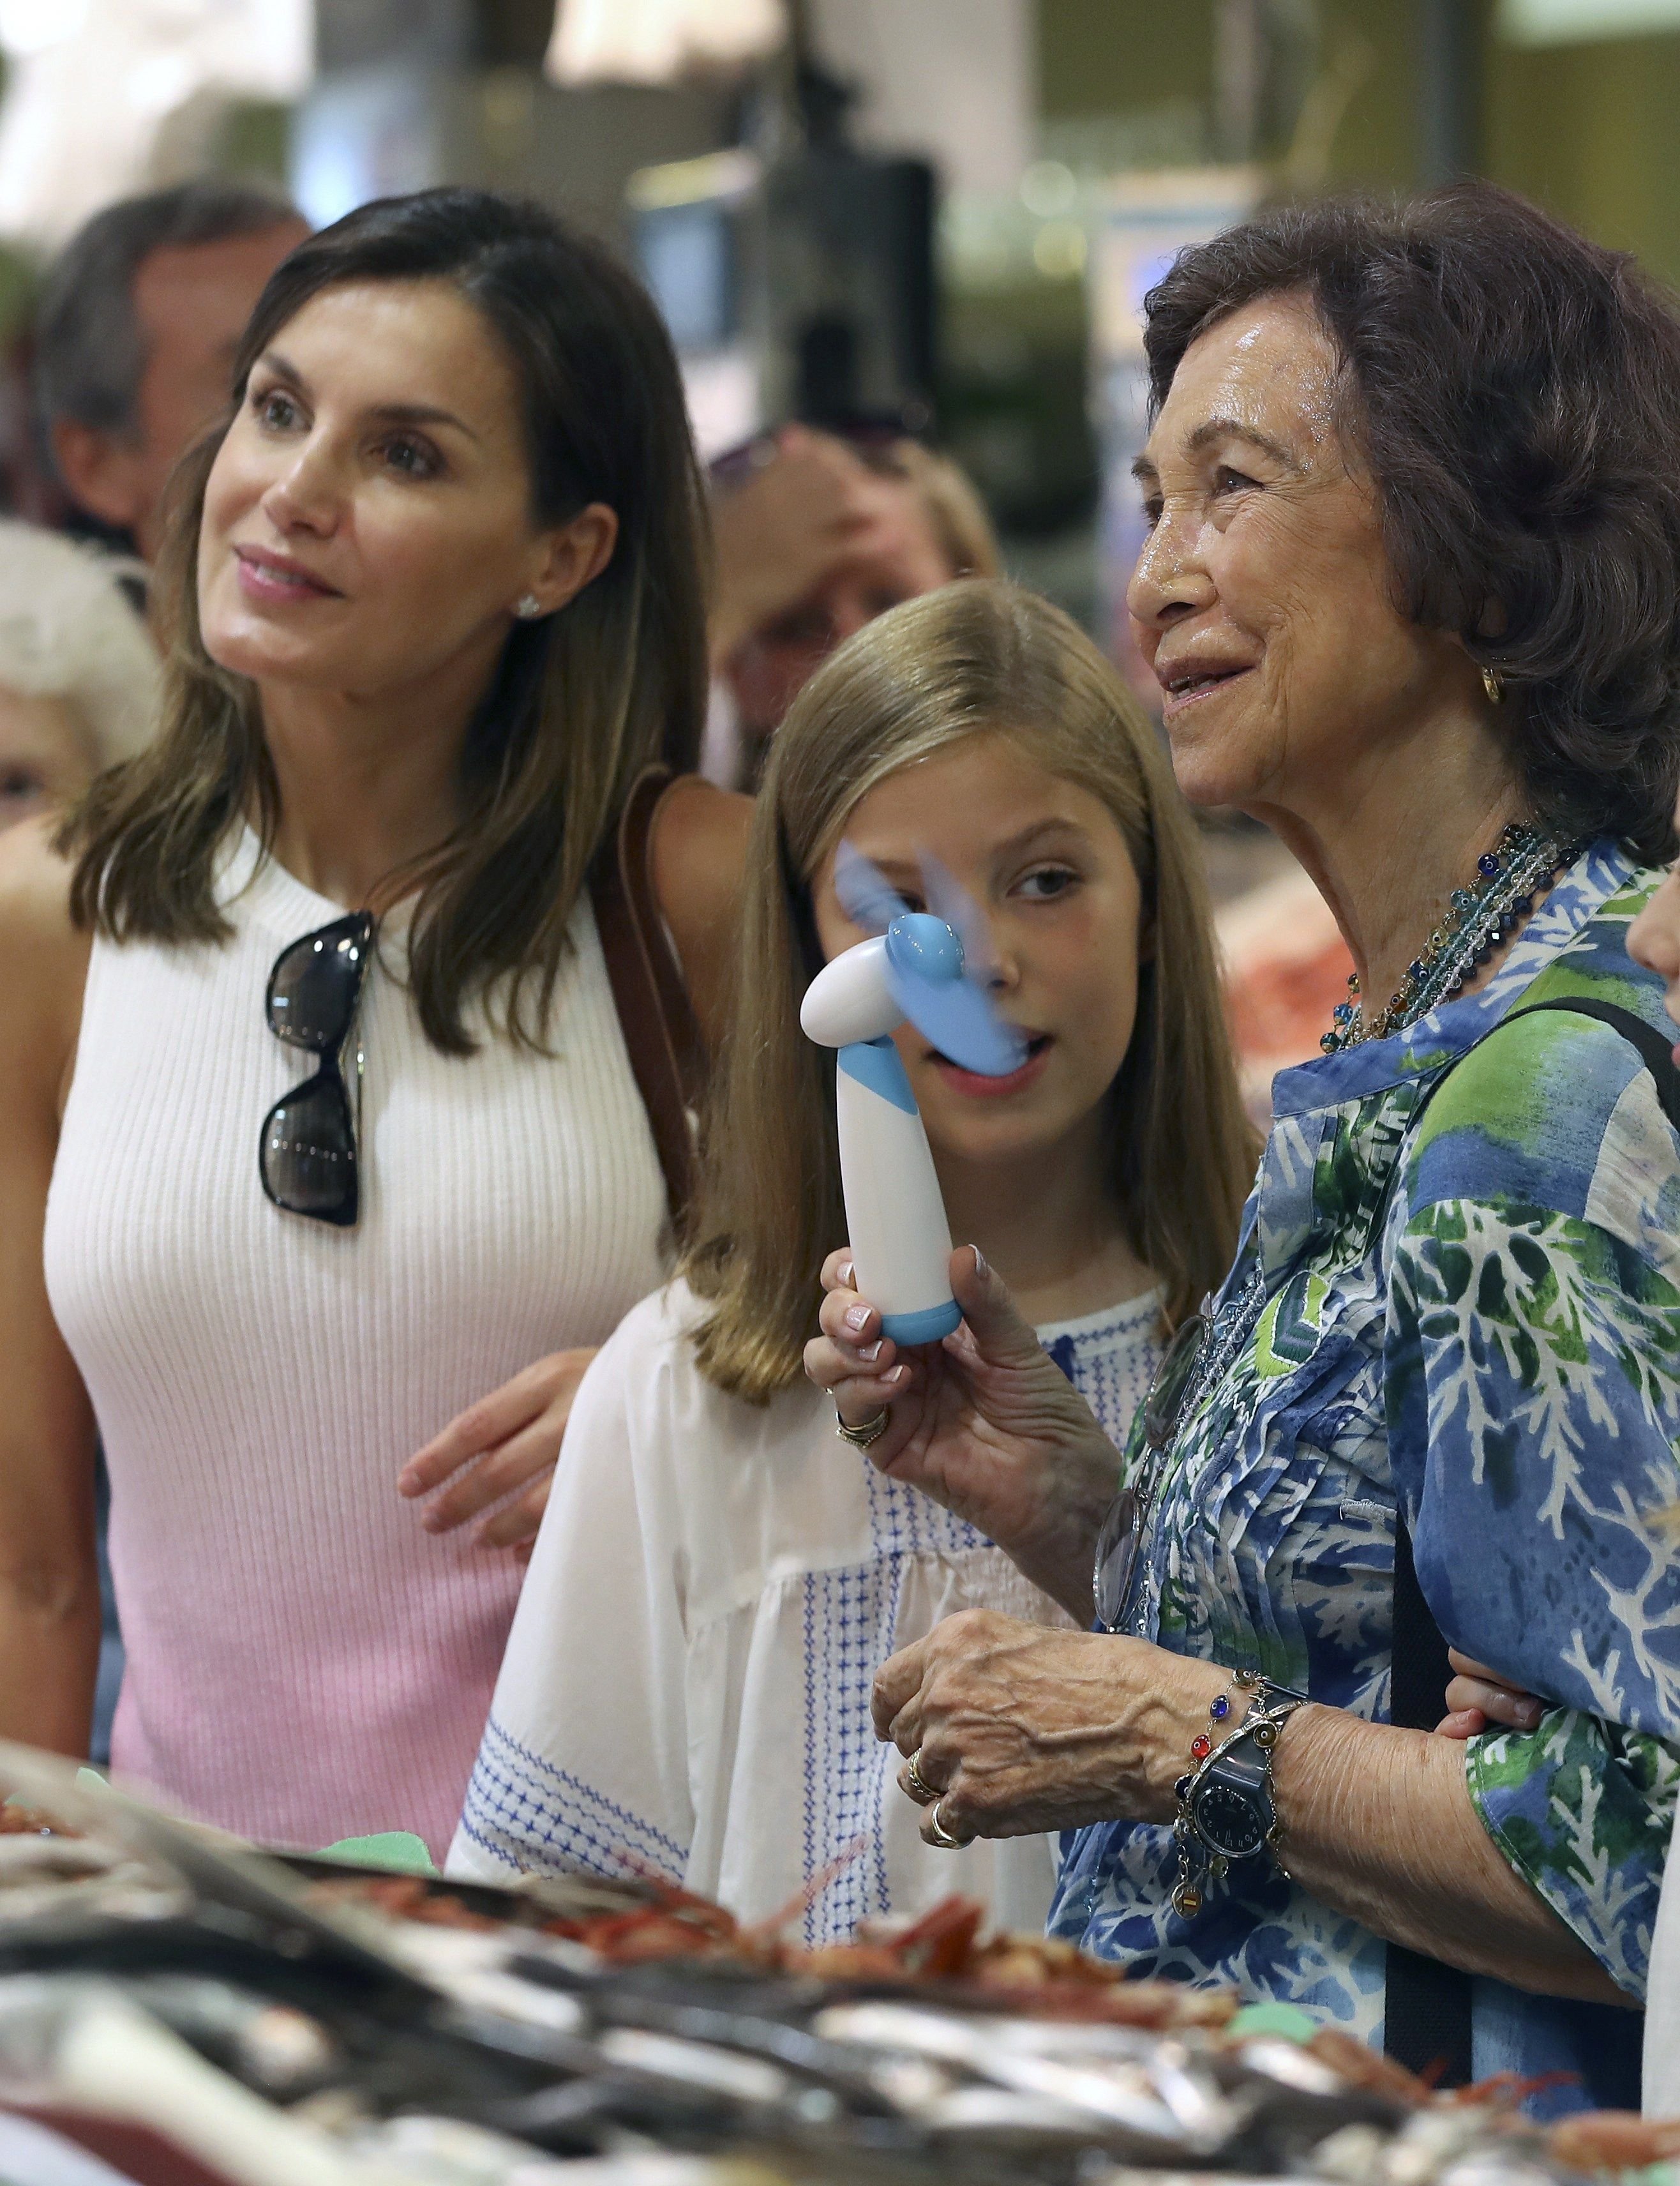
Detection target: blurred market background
<box><xmin>0</xmin><ymin>0</ymin><xmax>1669</xmax><ymax>1104</ymax></box>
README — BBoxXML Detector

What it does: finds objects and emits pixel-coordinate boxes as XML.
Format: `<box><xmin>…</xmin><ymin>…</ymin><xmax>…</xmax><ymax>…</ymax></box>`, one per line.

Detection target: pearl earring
<box><xmin>515</xmin><ymin>593</ymin><xmax>543</xmax><ymax>619</ymax></box>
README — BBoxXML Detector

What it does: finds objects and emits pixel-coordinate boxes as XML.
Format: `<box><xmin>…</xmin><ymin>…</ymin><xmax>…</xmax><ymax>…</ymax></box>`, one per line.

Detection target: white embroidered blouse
<box><xmin>447</xmin><ymin>1278</ymin><xmax>1163</xmax><ymax>1943</ymax></box>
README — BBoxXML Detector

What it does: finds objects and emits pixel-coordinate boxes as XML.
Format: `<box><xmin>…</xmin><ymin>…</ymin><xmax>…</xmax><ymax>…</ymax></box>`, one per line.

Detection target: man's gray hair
<box><xmin>34</xmin><ymin>179</ymin><xmax>301</xmax><ymax>447</ymax></box>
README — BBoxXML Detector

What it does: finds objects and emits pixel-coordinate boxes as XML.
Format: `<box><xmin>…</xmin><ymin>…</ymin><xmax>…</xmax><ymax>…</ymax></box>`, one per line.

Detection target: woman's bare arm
<box><xmin>0</xmin><ymin>818</ymin><xmax>100</xmax><ymax>1753</ymax></box>
<box><xmin>1276</xmin><ymin>1701</ymin><xmax>1629</xmax><ymax>2005</ymax></box>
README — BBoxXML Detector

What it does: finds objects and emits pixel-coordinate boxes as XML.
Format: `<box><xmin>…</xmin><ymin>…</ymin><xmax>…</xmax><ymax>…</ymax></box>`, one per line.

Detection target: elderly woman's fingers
<box><xmin>1448</xmin><ymin>1680</ymin><xmax>1544</xmax><ymax>1730</ymax></box>
<box><xmin>897</xmin><ymin>1747</ymin><xmax>945</xmax><ymax>1806</ymax></box>
<box><xmin>805</xmin><ymin>1320</ymin><xmax>897</xmax><ymax>1382</ymax></box>
<box><xmin>1436</xmin><ymin>1705</ymin><xmax>1489</xmax><ymax>1738</ymax></box>
<box><xmin>818</xmin><ymin>1282</ymin><xmax>881</xmax><ymax>1347</ymax></box>
<box><xmin>920</xmin><ymin>1791</ymin><xmax>977</xmax><ymax>1850</ymax></box>
<box><xmin>807</xmin><ymin>1272</ymin><xmax>912</xmax><ymax>1426</ymax></box>
<box><xmin>872</xmin><ymin>1640</ymin><xmax>929</xmax><ymax>1745</ymax></box>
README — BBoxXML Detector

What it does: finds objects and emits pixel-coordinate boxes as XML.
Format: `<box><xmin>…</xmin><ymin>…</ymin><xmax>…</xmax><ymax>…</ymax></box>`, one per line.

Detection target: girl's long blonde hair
<box><xmin>683</xmin><ymin>578</ymin><xmax>1257</xmax><ymax>1403</ymax></box>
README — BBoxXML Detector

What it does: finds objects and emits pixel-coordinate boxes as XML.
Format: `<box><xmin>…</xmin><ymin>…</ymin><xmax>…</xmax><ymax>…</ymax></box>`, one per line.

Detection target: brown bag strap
<box><xmin>590</xmin><ymin>765</ymin><xmax>706</xmax><ymax>1228</ymax></box>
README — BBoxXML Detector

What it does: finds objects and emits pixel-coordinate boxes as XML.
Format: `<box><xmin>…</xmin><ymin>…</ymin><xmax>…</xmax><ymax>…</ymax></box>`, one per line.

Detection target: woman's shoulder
<box><xmin>581</xmin><ymin>1279</ymin><xmax>813</xmax><ymax>1452</ymax></box>
<box><xmin>572</xmin><ymin>1278</ymin><xmax>879</xmax><ymax>1618</ymax></box>
<box><xmin>1401</xmin><ymin>914</ymin><xmax>1680</xmax><ymax>1257</ymax></box>
<box><xmin>585</xmin><ymin>1279</ymin><xmax>710</xmax><ymax>1406</ymax></box>
<box><xmin>559</xmin><ymin>1284</ymin><xmax>724</xmax><ymax>1523</ymax></box>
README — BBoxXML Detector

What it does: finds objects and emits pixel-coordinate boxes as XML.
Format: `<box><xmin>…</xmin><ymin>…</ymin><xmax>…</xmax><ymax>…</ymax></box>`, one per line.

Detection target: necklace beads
<box><xmin>1321</xmin><ymin>822</ymin><xmax>1571</xmax><ymax>1055</ymax></box>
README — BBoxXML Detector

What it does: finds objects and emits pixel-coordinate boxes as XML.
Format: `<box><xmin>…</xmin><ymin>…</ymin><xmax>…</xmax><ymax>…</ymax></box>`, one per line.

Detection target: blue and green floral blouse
<box><xmin>1050</xmin><ymin>843</ymin><xmax>1680</xmax><ymax>2113</ymax></box>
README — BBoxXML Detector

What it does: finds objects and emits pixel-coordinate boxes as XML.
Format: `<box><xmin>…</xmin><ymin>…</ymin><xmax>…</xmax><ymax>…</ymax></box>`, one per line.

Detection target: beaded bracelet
<box><xmin>1188</xmin><ymin>1665</ymin><xmax>1261</xmax><ymax>1765</ymax></box>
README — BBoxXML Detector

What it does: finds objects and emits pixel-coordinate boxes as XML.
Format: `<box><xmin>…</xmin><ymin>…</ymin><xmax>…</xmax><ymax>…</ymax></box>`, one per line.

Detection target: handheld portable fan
<box><xmin>799</xmin><ymin>843</ymin><xmax>1026</xmax><ymax>1345</ymax></box>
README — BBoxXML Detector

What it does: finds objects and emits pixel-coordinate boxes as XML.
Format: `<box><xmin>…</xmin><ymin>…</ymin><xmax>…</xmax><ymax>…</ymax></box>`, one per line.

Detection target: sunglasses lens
<box><xmin>267</xmin><ymin>914</ymin><xmax>371</xmax><ymax>1051</ymax></box>
<box><xmin>260</xmin><ymin>1074</ymin><xmax>357</xmax><ymax>1224</ymax></box>
<box><xmin>1093</xmin><ymin>1484</ymin><xmax>1140</xmax><ymax>1631</ymax></box>
<box><xmin>1144</xmin><ymin>1311</ymin><xmax>1208</xmax><ymax>1451</ymax></box>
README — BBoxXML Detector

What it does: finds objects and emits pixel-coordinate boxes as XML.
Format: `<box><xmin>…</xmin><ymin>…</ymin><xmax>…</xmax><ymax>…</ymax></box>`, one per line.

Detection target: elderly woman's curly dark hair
<box><xmin>1143</xmin><ymin>183</ymin><xmax>1680</xmax><ymax>864</ymax></box>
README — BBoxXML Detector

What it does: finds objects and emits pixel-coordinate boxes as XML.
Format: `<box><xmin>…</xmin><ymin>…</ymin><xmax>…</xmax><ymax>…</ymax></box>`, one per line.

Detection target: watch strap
<box><xmin>1171</xmin><ymin>1675</ymin><xmax>1306</xmax><ymax>1911</ymax></box>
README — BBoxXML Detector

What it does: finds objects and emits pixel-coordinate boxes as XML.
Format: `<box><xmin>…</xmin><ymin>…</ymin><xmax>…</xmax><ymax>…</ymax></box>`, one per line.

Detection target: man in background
<box><xmin>35</xmin><ymin>181</ymin><xmax>308</xmax><ymax>564</ymax></box>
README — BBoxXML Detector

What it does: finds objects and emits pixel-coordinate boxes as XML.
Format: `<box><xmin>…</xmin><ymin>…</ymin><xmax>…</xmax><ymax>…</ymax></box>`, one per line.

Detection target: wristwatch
<box><xmin>1170</xmin><ymin>1679</ymin><xmax>1307</xmax><ymax>1918</ymax></box>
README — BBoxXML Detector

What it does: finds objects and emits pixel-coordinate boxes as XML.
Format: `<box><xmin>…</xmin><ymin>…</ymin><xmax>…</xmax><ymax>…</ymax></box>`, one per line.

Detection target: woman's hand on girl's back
<box><xmin>399</xmin><ymin>1348</ymin><xmax>599</xmax><ymax>1557</ymax></box>
<box><xmin>804</xmin><ymin>1244</ymin><xmax>1123</xmax><ymax>1621</ymax></box>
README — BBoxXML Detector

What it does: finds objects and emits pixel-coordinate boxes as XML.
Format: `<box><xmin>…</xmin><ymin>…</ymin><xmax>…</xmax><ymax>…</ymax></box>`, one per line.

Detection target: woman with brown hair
<box><xmin>0</xmin><ymin>188</ymin><xmax>747</xmax><ymax>1858</ymax></box>
<box><xmin>449</xmin><ymin>578</ymin><xmax>1256</xmax><ymax>1936</ymax></box>
<box><xmin>808</xmin><ymin>185</ymin><xmax>1680</xmax><ymax>2109</ymax></box>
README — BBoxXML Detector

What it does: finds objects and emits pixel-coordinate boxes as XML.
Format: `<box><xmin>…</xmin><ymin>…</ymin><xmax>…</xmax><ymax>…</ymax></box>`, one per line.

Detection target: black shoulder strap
<box><xmin>1385</xmin><ymin>1518</ymin><xmax>1474</xmax><ymax>2084</ymax></box>
<box><xmin>1383</xmin><ymin>988</ymin><xmax>1675</xmax><ymax>2084</ymax></box>
<box><xmin>1503</xmin><ymin>997</ymin><xmax>1680</xmax><ymax>1134</ymax></box>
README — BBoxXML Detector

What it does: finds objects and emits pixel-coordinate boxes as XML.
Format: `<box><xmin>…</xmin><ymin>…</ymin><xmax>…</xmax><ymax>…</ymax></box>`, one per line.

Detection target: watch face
<box><xmin>1192</xmin><ymin>1779</ymin><xmax>1268</xmax><ymax>1859</ymax></box>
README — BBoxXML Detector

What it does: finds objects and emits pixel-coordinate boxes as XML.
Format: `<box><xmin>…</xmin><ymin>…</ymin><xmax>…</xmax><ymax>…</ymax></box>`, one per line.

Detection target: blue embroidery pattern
<box><xmin>793</xmin><ymin>1304</ymin><xmax>1162</xmax><ymax>1940</ymax></box>
<box><xmin>456</xmin><ymin>1712</ymin><xmax>689</xmax><ymax>1880</ymax></box>
<box><xmin>801</xmin><ymin>1558</ymin><xmax>901</xmax><ymax>1941</ymax></box>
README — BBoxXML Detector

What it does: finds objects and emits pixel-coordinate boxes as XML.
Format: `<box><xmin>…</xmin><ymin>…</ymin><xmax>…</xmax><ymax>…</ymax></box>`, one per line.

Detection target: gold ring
<box><xmin>926</xmin><ymin>1797</ymin><xmax>970</xmax><ymax>1851</ymax></box>
<box><xmin>836</xmin><ymin>1405</ymin><xmax>890</xmax><ymax>1451</ymax></box>
<box><xmin>903</xmin><ymin>1749</ymin><xmax>938</xmax><ymax>1805</ymax></box>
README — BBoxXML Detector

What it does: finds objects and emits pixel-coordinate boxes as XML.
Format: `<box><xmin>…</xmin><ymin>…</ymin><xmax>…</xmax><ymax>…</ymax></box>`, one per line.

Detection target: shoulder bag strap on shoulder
<box><xmin>1502</xmin><ymin>995</ymin><xmax>1680</xmax><ymax>1133</ymax></box>
<box><xmin>589</xmin><ymin>765</ymin><xmax>707</xmax><ymax>1229</ymax></box>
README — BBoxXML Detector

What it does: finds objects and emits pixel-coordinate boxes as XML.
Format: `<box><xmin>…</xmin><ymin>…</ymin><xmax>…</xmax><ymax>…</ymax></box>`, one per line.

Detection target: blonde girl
<box><xmin>449</xmin><ymin>580</ymin><xmax>1255</xmax><ymax>1938</ymax></box>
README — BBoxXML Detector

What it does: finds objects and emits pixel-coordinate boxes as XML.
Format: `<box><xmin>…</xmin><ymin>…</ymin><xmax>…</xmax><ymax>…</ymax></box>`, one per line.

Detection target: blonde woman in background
<box><xmin>0</xmin><ymin>523</ymin><xmax>160</xmax><ymax>830</ymax></box>
<box><xmin>450</xmin><ymin>580</ymin><xmax>1256</xmax><ymax>1938</ymax></box>
<box><xmin>702</xmin><ymin>426</ymin><xmax>1001</xmax><ymax>790</ymax></box>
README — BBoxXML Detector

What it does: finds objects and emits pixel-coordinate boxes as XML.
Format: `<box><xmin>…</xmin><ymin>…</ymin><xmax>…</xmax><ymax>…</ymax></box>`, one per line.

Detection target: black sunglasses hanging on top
<box><xmin>260</xmin><ymin>912</ymin><xmax>374</xmax><ymax>1227</ymax></box>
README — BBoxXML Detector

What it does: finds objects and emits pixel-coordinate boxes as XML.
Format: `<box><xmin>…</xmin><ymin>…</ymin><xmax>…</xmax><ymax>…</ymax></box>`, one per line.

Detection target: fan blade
<box><xmin>886</xmin><ymin>959</ymin><xmax>1029</xmax><ymax>1078</ymax></box>
<box><xmin>919</xmin><ymin>853</ymin><xmax>998</xmax><ymax>979</ymax></box>
<box><xmin>834</xmin><ymin>840</ymin><xmax>910</xmax><ymax>937</ymax></box>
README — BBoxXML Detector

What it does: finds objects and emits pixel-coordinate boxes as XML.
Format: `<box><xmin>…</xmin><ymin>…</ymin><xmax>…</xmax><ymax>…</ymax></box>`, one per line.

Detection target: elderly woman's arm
<box><xmin>1275</xmin><ymin>1705</ymin><xmax>1635</xmax><ymax>2003</ymax></box>
<box><xmin>873</xmin><ymin>1615</ymin><xmax>1630</xmax><ymax>2005</ymax></box>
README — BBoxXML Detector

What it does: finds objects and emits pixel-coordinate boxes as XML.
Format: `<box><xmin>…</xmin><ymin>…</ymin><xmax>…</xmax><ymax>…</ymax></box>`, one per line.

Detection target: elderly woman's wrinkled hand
<box><xmin>804</xmin><ymin>1245</ymin><xmax>1127</xmax><ymax>1618</ymax></box>
<box><xmin>871</xmin><ymin>1608</ymin><xmax>1218</xmax><ymax>1846</ymax></box>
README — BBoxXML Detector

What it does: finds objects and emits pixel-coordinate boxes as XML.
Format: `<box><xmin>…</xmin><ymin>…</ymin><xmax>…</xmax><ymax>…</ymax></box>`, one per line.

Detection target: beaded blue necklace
<box><xmin>1321</xmin><ymin>820</ymin><xmax>1573</xmax><ymax>1055</ymax></box>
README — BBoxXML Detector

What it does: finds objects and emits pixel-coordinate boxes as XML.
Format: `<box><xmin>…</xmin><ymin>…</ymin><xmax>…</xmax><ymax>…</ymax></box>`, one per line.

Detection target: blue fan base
<box><xmin>880</xmin><ymin>1299</ymin><xmax>963</xmax><ymax>1345</ymax></box>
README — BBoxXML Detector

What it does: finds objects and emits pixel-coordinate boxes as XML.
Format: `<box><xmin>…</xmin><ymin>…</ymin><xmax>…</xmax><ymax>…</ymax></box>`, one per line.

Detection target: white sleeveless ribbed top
<box><xmin>44</xmin><ymin>829</ymin><xmax>668</xmax><ymax>1858</ymax></box>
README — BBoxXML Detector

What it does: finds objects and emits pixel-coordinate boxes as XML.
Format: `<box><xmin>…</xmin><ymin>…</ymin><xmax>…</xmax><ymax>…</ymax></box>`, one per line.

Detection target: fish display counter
<box><xmin>0</xmin><ymin>1746</ymin><xmax>1673</xmax><ymax>2186</ymax></box>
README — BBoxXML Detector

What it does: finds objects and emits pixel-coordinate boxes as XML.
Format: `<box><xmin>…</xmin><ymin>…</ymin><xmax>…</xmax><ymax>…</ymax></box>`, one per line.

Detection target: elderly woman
<box><xmin>807</xmin><ymin>183</ymin><xmax>1680</xmax><ymax>2112</ymax></box>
